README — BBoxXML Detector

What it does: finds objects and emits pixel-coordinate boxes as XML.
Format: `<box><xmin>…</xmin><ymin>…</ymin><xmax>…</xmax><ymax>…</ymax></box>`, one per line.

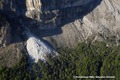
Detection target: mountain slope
<box><xmin>0</xmin><ymin>0</ymin><xmax>120</xmax><ymax>80</ymax></box>
<box><xmin>40</xmin><ymin>0</ymin><xmax>120</xmax><ymax>47</ymax></box>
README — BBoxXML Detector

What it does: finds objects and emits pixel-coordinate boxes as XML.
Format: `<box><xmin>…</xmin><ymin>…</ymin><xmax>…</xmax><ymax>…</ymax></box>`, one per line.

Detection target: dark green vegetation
<box><xmin>0</xmin><ymin>42</ymin><xmax>120</xmax><ymax>80</ymax></box>
<box><xmin>0</xmin><ymin>51</ymin><xmax>33</xmax><ymax>80</ymax></box>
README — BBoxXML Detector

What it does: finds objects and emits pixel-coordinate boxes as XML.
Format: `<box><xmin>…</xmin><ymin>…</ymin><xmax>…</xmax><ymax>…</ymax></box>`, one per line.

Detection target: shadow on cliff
<box><xmin>0</xmin><ymin>0</ymin><xmax>102</xmax><ymax>44</ymax></box>
<box><xmin>30</xmin><ymin>0</ymin><xmax>102</xmax><ymax>37</ymax></box>
<box><xmin>0</xmin><ymin>0</ymin><xmax>27</xmax><ymax>43</ymax></box>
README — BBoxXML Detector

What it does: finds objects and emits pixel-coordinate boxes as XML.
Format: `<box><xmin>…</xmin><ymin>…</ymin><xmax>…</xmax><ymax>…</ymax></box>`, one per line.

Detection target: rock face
<box><xmin>0</xmin><ymin>0</ymin><xmax>120</xmax><ymax>65</ymax></box>
<box><xmin>25</xmin><ymin>30</ymin><xmax>58</xmax><ymax>63</ymax></box>
<box><xmin>0</xmin><ymin>43</ymin><xmax>24</xmax><ymax>67</ymax></box>
<box><xmin>0</xmin><ymin>0</ymin><xmax>120</xmax><ymax>48</ymax></box>
<box><xmin>0</xmin><ymin>13</ymin><xmax>11</xmax><ymax>47</ymax></box>
<box><xmin>25</xmin><ymin>0</ymin><xmax>120</xmax><ymax>47</ymax></box>
<box><xmin>52</xmin><ymin>0</ymin><xmax>120</xmax><ymax>47</ymax></box>
<box><xmin>26</xmin><ymin>0</ymin><xmax>42</xmax><ymax>20</ymax></box>
<box><xmin>25</xmin><ymin>0</ymin><xmax>99</xmax><ymax>29</ymax></box>
<box><xmin>0</xmin><ymin>13</ymin><xmax>23</xmax><ymax>67</ymax></box>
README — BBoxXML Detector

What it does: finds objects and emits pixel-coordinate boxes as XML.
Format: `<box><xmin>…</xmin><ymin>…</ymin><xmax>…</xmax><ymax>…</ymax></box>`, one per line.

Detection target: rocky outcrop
<box><xmin>38</xmin><ymin>0</ymin><xmax>120</xmax><ymax>47</ymax></box>
<box><xmin>25</xmin><ymin>0</ymin><xmax>42</xmax><ymax>20</ymax></box>
<box><xmin>0</xmin><ymin>0</ymin><xmax>120</xmax><ymax>65</ymax></box>
<box><xmin>25</xmin><ymin>0</ymin><xmax>120</xmax><ymax>47</ymax></box>
<box><xmin>0</xmin><ymin>0</ymin><xmax>120</xmax><ymax>48</ymax></box>
<box><xmin>25</xmin><ymin>0</ymin><xmax>94</xmax><ymax>19</ymax></box>
<box><xmin>0</xmin><ymin>13</ymin><xmax>24</xmax><ymax>67</ymax></box>
<box><xmin>25</xmin><ymin>0</ymin><xmax>100</xmax><ymax>29</ymax></box>
<box><xmin>0</xmin><ymin>13</ymin><xmax>11</xmax><ymax>47</ymax></box>
<box><xmin>0</xmin><ymin>42</ymin><xmax>24</xmax><ymax>67</ymax></box>
<box><xmin>26</xmin><ymin>30</ymin><xmax>58</xmax><ymax>63</ymax></box>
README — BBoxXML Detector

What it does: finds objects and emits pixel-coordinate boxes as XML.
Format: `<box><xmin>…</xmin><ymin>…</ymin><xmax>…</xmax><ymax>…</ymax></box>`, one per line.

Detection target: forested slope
<box><xmin>0</xmin><ymin>42</ymin><xmax>119</xmax><ymax>80</ymax></box>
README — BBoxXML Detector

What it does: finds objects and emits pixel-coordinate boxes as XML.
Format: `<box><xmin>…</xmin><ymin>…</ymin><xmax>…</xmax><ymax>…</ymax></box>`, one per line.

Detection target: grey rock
<box><xmin>0</xmin><ymin>14</ymin><xmax>11</xmax><ymax>47</ymax></box>
<box><xmin>0</xmin><ymin>0</ymin><xmax>120</xmax><ymax>47</ymax></box>
<box><xmin>26</xmin><ymin>0</ymin><xmax>120</xmax><ymax>47</ymax></box>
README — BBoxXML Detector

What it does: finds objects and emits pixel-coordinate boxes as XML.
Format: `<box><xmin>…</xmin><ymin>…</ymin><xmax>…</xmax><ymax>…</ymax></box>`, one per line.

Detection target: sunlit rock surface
<box><xmin>26</xmin><ymin>31</ymin><xmax>58</xmax><ymax>63</ymax></box>
<box><xmin>0</xmin><ymin>0</ymin><xmax>120</xmax><ymax>47</ymax></box>
<box><xmin>38</xmin><ymin>0</ymin><xmax>120</xmax><ymax>47</ymax></box>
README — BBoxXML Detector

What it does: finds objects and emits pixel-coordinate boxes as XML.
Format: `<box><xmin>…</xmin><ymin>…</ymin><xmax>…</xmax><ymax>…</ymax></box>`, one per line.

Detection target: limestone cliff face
<box><xmin>0</xmin><ymin>0</ymin><xmax>120</xmax><ymax>47</ymax></box>
<box><xmin>0</xmin><ymin>13</ymin><xmax>24</xmax><ymax>67</ymax></box>
<box><xmin>25</xmin><ymin>0</ymin><xmax>96</xmax><ymax>29</ymax></box>
<box><xmin>25</xmin><ymin>0</ymin><xmax>120</xmax><ymax>47</ymax></box>
<box><xmin>25</xmin><ymin>0</ymin><xmax>94</xmax><ymax>16</ymax></box>
<box><xmin>0</xmin><ymin>13</ymin><xmax>11</xmax><ymax>47</ymax></box>
<box><xmin>0</xmin><ymin>0</ymin><xmax>120</xmax><ymax>66</ymax></box>
<box><xmin>26</xmin><ymin>0</ymin><xmax>42</xmax><ymax>20</ymax></box>
<box><xmin>47</xmin><ymin>0</ymin><xmax>120</xmax><ymax>47</ymax></box>
<box><xmin>25</xmin><ymin>0</ymin><xmax>94</xmax><ymax>20</ymax></box>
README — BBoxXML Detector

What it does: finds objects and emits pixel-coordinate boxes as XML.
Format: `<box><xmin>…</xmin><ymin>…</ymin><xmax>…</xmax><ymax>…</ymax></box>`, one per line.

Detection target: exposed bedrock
<box><xmin>0</xmin><ymin>0</ymin><xmax>120</xmax><ymax>47</ymax></box>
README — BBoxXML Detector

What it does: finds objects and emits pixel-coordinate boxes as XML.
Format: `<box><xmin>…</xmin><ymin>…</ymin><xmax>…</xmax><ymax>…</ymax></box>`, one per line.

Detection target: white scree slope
<box><xmin>26</xmin><ymin>31</ymin><xmax>58</xmax><ymax>63</ymax></box>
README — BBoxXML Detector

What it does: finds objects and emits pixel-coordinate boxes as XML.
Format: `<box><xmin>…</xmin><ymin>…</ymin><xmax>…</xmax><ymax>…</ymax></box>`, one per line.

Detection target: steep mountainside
<box><xmin>0</xmin><ymin>0</ymin><xmax>120</xmax><ymax>47</ymax></box>
<box><xmin>0</xmin><ymin>0</ymin><xmax>120</xmax><ymax>80</ymax></box>
<box><xmin>0</xmin><ymin>13</ymin><xmax>23</xmax><ymax>67</ymax></box>
<box><xmin>0</xmin><ymin>13</ymin><xmax>11</xmax><ymax>47</ymax></box>
<box><xmin>38</xmin><ymin>0</ymin><xmax>120</xmax><ymax>47</ymax></box>
<box><xmin>7</xmin><ymin>0</ymin><xmax>119</xmax><ymax>47</ymax></box>
<box><xmin>0</xmin><ymin>0</ymin><xmax>120</xmax><ymax>65</ymax></box>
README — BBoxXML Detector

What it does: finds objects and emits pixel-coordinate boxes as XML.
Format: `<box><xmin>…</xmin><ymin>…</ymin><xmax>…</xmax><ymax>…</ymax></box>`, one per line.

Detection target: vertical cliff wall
<box><xmin>36</xmin><ymin>0</ymin><xmax>120</xmax><ymax>47</ymax></box>
<box><xmin>0</xmin><ymin>0</ymin><xmax>120</xmax><ymax>47</ymax></box>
